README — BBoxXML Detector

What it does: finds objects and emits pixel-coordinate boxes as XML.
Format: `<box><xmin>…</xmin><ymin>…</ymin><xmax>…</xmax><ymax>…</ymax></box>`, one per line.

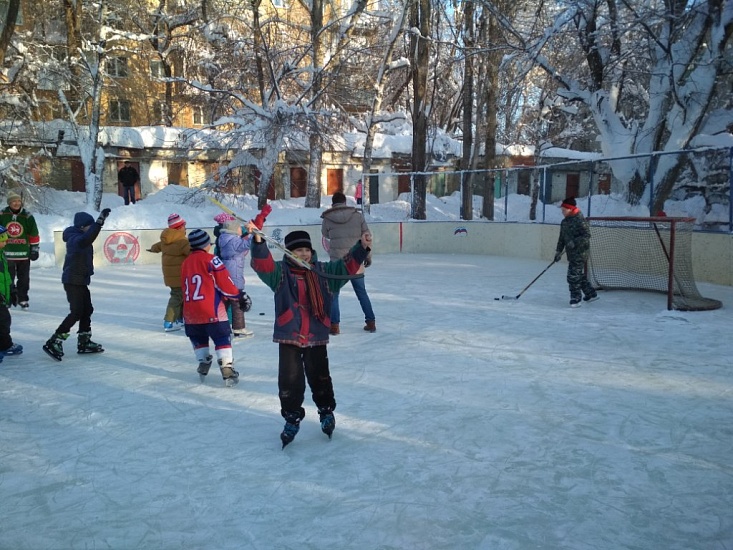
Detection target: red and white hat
<box><xmin>168</xmin><ymin>213</ymin><xmax>186</xmax><ymax>229</ymax></box>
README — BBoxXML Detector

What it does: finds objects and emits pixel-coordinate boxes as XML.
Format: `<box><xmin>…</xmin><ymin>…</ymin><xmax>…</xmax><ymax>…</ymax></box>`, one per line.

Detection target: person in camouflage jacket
<box><xmin>554</xmin><ymin>197</ymin><xmax>598</xmax><ymax>307</ymax></box>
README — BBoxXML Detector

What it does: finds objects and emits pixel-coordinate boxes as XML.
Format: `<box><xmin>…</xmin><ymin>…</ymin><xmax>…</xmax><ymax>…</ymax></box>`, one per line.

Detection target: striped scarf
<box><xmin>291</xmin><ymin>265</ymin><xmax>326</xmax><ymax>322</ymax></box>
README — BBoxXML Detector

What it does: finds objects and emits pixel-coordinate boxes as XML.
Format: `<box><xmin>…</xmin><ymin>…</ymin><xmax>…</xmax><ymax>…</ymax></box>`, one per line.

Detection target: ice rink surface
<box><xmin>1</xmin><ymin>254</ymin><xmax>731</xmax><ymax>549</ymax></box>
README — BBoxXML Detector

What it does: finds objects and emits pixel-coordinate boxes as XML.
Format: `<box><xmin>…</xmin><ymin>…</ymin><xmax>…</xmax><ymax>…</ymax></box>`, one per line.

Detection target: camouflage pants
<box><xmin>566</xmin><ymin>255</ymin><xmax>595</xmax><ymax>301</ymax></box>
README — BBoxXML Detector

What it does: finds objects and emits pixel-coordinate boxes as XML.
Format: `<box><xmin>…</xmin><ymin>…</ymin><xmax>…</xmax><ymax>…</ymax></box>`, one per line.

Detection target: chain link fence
<box><xmin>369</xmin><ymin>147</ymin><xmax>732</xmax><ymax>233</ymax></box>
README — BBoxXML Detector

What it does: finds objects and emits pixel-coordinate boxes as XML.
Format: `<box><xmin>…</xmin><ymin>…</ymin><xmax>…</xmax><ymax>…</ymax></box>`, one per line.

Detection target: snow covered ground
<box><xmin>1</xmin><ymin>250</ymin><xmax>732</xmax><ymax>549</ymax></box>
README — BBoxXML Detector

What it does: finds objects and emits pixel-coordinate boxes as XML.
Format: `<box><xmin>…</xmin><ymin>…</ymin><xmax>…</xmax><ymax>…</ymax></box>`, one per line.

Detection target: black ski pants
<box><xmin>278</xmin><ymin>343</ymin><xmax>336</xmax><ymax>420</ymax></box>
<box><xmin>0</xmin><ymin>303</ymin><xmax>12</xmax><ymax>350</ymax></box>
<box><xmin>7</xmin><ymin>260</ymin><xmax>31</xmax><ymax>303</ymax></box>
<box><xmin>56</xmin><ymin>284</ymin><xmax>94</xmax><ymax>335</ymax></box>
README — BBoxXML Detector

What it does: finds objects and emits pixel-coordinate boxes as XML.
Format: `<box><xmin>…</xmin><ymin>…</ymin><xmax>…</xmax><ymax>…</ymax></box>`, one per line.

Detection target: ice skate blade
<box><xmin>43</xmin><ymin>346</ymin><xmax>63</xmax><ymax>362</ymax></box>
<box><xmin>224</xmin><ymin>378</ymin><xmax>239</xmax><ymax>387</ymax></box>
<box><xmin>78</xmin><ymin>349</ymin><xmax>104</xmax><ymax>354</ymax></box>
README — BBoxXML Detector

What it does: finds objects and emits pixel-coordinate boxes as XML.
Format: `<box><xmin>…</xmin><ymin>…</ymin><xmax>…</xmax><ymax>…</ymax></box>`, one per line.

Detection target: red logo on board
<box><xmin>103</xmin><ymin>232</ymin><xmax>141</xmax><ymax>264</ymax></box>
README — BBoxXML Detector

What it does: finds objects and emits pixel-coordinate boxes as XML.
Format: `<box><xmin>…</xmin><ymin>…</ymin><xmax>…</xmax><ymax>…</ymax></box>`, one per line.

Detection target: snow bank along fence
<box><xmin>54</xmin><ymin>220</ymin><xmax>733</xmax><ymax>287</ymax></box>
<box><xmin>375</xmin><ymin>147</ymin><xmax>732</xmax><ymax>232</ymax></box>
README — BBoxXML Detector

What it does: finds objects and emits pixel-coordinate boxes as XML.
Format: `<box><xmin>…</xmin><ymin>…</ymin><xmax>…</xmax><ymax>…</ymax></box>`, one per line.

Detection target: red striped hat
<box><xmin>168</xmin><ymin>213</ymin><xmax>186</xmax><ymax>229</ymax></box>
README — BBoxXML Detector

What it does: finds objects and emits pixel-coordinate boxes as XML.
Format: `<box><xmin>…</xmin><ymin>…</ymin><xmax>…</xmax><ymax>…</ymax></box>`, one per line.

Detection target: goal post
<box><xmin>586</xmin><ymin>217</ymin><xmax>722</xmax><ymax>311</ymax></box>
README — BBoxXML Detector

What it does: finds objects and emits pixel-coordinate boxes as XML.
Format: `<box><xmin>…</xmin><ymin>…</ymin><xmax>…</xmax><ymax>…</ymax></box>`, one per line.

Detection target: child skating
<box><xmin>181</xmin><ymin>228</ymin><xmax>242</xmax><ymax>386</ymax></box>
<box><xmin>248</xmin><ymin>222</ymin><xmax>372</xmax><ymax>448</ymax></box>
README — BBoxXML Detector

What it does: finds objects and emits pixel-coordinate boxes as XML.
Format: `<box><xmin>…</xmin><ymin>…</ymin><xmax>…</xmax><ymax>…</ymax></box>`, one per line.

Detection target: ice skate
<box><xmin>197</xmin><ymin>355</ymin><xmax>213</xmax><ymax>382</ymax></box>
<box><xmin>318</xmin><ymin>407</ymin><xmax>335</xmax><ymax>439</ymax></box>
<box><xmin>43</xmin><ymin>333</ymin><xmax>68</xmax><ymax>362</ymax></box>
<box><xmin>218</xmin><ymin>359</ymin><xmax>239</xmax><ymax>387</ymax></box>
<box><xmin>77</xmin><ymin>332</ymin><xmax>104</xmax><ymax>354</ymax></box>
<box><xmin>280</xmin><ymin>412</ymin><xmax>301</xmax><ymax>449</ymax></box>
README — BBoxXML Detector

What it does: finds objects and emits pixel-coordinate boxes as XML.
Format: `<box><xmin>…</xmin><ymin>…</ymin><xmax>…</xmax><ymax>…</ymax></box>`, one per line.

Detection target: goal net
<box><xmin>586</xmin><ymin>217</ymin><xmax>722</xmax><ymax>311</ymax></box>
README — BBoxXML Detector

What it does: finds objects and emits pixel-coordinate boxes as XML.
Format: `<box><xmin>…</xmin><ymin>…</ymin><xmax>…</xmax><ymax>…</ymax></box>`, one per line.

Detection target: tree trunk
<box><xmin>0</xmin><ymin>0</ymin><xmax>20</xmax><ymax>66</ymax></box>
<box><xmin>461</xmin><ymin>1</ymin><xmax>475</xmax><ymax>221</ymax></box>
<box><xmin>305</xmin><ymin>0</ymin><xmax>324</xmax><ymax>208</ymax></box>
<box><xmin>410</xmin><ymin>0</ymin><xmax>430</xmax><ymax>220</ymax></box>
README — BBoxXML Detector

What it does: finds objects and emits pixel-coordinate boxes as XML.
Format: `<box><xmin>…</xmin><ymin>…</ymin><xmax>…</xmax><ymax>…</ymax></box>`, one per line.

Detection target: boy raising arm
<box><xmin>247</xmin><ymin>221</ymin><xmax>371</xmax><ymax>448</ymax></box>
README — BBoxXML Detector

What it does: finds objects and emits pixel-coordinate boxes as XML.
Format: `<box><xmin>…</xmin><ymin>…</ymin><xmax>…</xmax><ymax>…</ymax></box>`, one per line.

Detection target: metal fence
<box><xmin>368</xmin><ymin>147</ymin><xmax>733</xmax><ymax>233</ymax></box>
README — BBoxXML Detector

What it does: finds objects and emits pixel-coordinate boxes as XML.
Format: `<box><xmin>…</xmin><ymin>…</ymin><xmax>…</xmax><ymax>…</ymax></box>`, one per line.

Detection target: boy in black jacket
<box><xmin>43</xmin><ymin>209</ymin><xmax>111</xmax><ymax>361</ymax></box>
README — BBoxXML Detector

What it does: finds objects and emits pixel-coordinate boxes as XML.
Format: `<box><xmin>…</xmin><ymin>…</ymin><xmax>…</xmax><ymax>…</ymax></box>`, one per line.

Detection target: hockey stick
<box><xmin>495</xmin><ymin>259</ymin><xmax>557</xmax><ymax>301</ymax></box>
<box><xmin>207</xmin><ymin>196</ymin><xmax>364</xmax><ymax>280</ymax></box>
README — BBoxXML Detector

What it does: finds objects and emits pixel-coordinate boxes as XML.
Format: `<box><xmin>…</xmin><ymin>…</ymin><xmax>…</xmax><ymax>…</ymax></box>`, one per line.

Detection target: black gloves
<box><xmin>554</xmin><ymin>251</ymin><xmax>562</xmax><ymax>263</ymax></box>
<box><xmin>238</xmin><ymin>291</ymin><xmax>252</xmax><ymax>312</ymax></box>
<box><xmin>96</xmin><ymin>208</ymin><xmax>111</xmax><ymax>226</ymax></box>
<box><xmin>30</xmin><ymin>244</ymin><xmax>39</xmax><ymax>261</ymax></box>
<box><xmin>9</xmin><ymin>285</ymin><xmax>18</xmax><ymax>307</ymax></box>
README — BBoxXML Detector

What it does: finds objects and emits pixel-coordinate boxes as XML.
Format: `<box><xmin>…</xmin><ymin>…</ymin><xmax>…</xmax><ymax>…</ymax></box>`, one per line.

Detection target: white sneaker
<box><xmin>233</xmin><ymin>327</ymin><xmax>254</xmax><ymax>338</ymax></box>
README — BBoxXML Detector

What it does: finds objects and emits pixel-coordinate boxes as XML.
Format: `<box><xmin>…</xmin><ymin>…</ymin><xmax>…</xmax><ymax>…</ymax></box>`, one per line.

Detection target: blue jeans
<box><xmin>123</xmin><ymin>185</ymin><xmax>136</xmax><ymax>205</ymax></box>
<box><xmin>331</xmin><ymin>276</ymin><xmax>375</xmax><ymax>324</ymax></box>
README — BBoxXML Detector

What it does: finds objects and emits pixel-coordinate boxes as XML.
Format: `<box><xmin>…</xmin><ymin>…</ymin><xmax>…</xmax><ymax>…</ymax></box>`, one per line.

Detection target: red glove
<box><xmin>252</xmin><ymin>204</ymin><xmax>272</xmax><ymax>230</ymax></box>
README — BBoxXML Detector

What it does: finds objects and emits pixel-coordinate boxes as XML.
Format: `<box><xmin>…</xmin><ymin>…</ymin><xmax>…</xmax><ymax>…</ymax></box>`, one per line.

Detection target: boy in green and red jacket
<box><xmin>248</xmin><ymin>222</ymin><xmax>371</xmax><ymax>448</ymax></box>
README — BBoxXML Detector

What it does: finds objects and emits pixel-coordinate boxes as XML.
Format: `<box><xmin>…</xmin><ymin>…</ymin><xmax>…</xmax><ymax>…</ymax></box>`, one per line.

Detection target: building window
<box><xmin>150</xmin><ymin>60</ymin><xmax>165</xmax><ymax>78</ymax></box>
<box><xmin>38</xmin><ymin>47</ymin><xmax>69</xmax><ymax>91</ymax></box>
<box><xmin>106</xmin><ymin>57</ymin><xmax>128</xmax><ymax>78</ymax></box>
<box><xmin>156</xmin><ymin>101</ymin><xmax>170</xmax><ymax>125</ymax></box>
<box><xmin>193</xmin><ymin>106</ymin><xmax>205</xmax><ymax>126</ymax></box>
<box><xmin>109</xmin><ymin>99</ymin><xmax>131</xmax><ymax>122</ymax></box>
<box><xmin>272</xmin><ymin>0</ymin><xmax>286</xmax><ymax>7</ymax></box>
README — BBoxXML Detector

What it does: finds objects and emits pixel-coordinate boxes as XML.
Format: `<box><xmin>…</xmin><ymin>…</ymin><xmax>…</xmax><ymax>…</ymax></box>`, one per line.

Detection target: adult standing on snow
<box><xmin>118</xmin><ymin>161</ymin><xmax>139</xmax><ymax>205</ymax></box>
<box><xmin>321</xmin><ymin>191</ymin><xmax>376</xmax><ymax>334</ymax></box>
<box><xmin>43</xmin><ymin>208</ymin><xmax>111</xmax><ymax>361</ymax></box>
<box><xmin>0</xmin><ymin>190</ymin><xmax>40</xmax><ymax>309</ymax></box>
<box><xmin>554</xmin><ymin>197</ymin><xmax>598</xmax><ymax>307</ymax></box>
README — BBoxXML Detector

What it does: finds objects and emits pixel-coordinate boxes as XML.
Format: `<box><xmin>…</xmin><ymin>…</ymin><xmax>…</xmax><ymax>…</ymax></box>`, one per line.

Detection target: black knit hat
<box><xmin>285</xmin><ymin>230</ymin><xmax>313</xmax><ymax>252</ymax></box>
<box><xmin>332</xmin><ymin>191</ymin><xmax>346</xmax><ymax>205</ymax></box>
<box><xmin>561</xmin><ymin>197</ymin><xmax>577</xmax><ymax>208</ymax></box>
<box><xmin>188</xmin><ymin>228</ymin><xmax>212</xmax><ymax>250</ymax></box>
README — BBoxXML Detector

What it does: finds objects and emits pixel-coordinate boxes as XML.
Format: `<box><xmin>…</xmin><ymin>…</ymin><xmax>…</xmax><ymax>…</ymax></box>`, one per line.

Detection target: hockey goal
<box><xmin>586</xmin><ymin>217</ymin><xmax>722</xmax><ymax>311</ymax></box>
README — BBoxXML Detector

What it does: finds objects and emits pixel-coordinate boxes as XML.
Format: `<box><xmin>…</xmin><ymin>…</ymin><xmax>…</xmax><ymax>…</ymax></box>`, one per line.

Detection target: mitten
<box><xmin>96</xmin><ymin>208</ymin><xmax>111</xmax><ymax>226</ymax></box>
<box><xmin>252</xmin><ymin>204</ymin><xmax>272</xmax><ymax>230</ymax></box>
<box><xmin>238</xmin><ymin>291</ymin><xmax>252</xmax><ymax>312</ymax></box>
<box><xmin>554</xmin><ymin>251</ymin><xmax>562</xmax><ymax>263</ymax></box>
<box><xmin>30</xmin><ymin>244</ymin><xmax>39</xmax><ymax>261</ymax></box>
<box><xmin>9</xmin><ymin>285</ymin><xmax>18</xmax><ymax>307</ymax></box>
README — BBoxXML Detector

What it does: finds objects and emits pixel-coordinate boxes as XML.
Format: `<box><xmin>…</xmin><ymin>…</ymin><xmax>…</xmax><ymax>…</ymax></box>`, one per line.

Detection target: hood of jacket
<box><xmin>160</xmin><ymin>227</ymin><xmax>187</xmax><ymax>245</ymax></box>
<box><xmin>320</xmin><ymin>204</ymin><xmax>359</xmax><ymax>225</ymax></box>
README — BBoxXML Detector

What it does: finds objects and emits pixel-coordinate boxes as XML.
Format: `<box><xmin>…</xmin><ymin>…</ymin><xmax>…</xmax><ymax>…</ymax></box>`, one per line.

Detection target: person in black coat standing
<box><xmin>118</xmin><ymin>161</ymin><xmax>139</xmax><ymax>205</ymax></box>
<box><xmin>43</xmin><ymin>209</ymin><xmax>111</xmax><ymax>361</ymax></box>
